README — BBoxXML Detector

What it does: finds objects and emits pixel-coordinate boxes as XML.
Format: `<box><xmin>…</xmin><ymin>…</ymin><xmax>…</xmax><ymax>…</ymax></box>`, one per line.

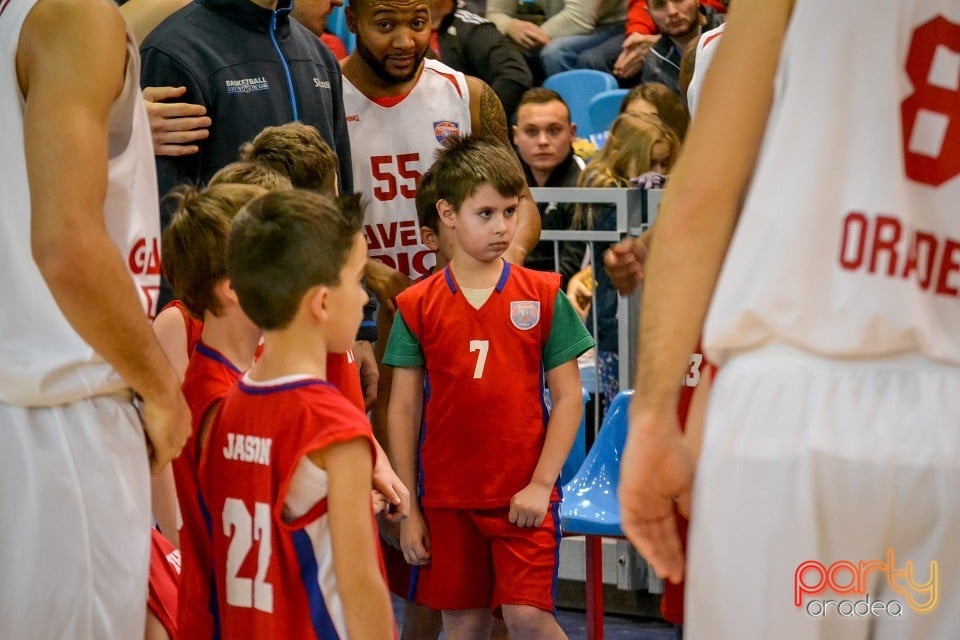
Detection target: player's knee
<box><xmin>501</xmin><ymin>604</ymin><xmax>558</xmax><ymax>640</ymax></box>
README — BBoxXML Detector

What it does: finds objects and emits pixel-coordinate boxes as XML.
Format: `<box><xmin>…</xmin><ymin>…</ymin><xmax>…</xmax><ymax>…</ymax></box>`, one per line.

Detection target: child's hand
<box><xmin>378</xmin><ymin>518</ymin><xmax>402</xmax><ymax>551</ymax></box>
<box><xmin>509</xmin><ymin>482</ymin><xmax>552</xmax><ymax>528</ymax></box>
<box><xmin>400</xmin><ymin>510</ymin><xmax>431</xmax><ymax>566</ymax></box>
<box><xmin>371</xmin><ymin>490</ymin><xmax>389</xmax><ymax>515</ymax></box>
<box><xmin>372</xmin><ymin>455</ymin><xmax>410</xmax><ymax>523</ymax></box>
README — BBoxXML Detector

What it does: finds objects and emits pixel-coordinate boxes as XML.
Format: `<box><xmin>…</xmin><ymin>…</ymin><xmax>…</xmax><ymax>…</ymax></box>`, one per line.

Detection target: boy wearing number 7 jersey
<box><xmin>385</xmin><ymin>135</ymin><xmax>594</xmax><ymax>639</ymax></box>
<box><xmin>200</xmin><ymin>191</ymin><xmax>395</xmax><ymax>640</ymax></box>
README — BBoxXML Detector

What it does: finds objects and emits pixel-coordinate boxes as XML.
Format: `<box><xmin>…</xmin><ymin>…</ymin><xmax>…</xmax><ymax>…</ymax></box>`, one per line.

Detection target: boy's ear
<box><xmin>437</xmin><ymin>199</ymin><xmax>456</xmax><ymax>229</ymax></box>
<box><xmin>217</xmin><ymin>278</ymin><xmax>240</xmax><ymax>306</ymax></box>
<box><xmin>306</xmin><ymin>284</ymin><xmax>332</xmax><ymax>323</ymax></box>
<box><xmin>421</xmin><ymin>225</ymin><xmax>439</xmax><ymax>251</ymax></box>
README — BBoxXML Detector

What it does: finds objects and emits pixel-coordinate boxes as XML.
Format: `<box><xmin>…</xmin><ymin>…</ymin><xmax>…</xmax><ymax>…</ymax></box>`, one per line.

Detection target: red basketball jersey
<box><xmin>200</xmin><ymin>376</ymin><xmax>383</xmax><ymax>639</ymax></box>
<box><xmin>162</xmin><ymin>299</ymin><xmax>204</xmax><ymax>357</ymax></box>
<box><xmin>394</xmin><ymin>263</ymin><xmax>562</xmax><ymax>508</ymax></box>
<box><xmin>177</xmin><ymin>342</ymin><xmax>243</xmax><ymax>639</ymax></box>
<box><xmin>327</xmin><ymin>349</ymin><xmax>365</xmax><ymax>413</ymax></box>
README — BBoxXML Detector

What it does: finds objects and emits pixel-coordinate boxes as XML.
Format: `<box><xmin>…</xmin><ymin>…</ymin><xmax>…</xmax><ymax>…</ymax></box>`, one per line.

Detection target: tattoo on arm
<box><xmin>476</xmin><ymin>83</ymin><xmax>509</xmax><ymax>143</ymax></box>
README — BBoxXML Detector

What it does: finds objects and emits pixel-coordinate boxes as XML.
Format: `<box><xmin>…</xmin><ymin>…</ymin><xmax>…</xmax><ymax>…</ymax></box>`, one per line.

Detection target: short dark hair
<box><xmin>162</xmin><ymin>184</ymin><xmax>267</xmax><ymax>318</ymax></box>
<box><xmin>516</xmin><ymin>87</ymin><xmax>571</xmax><ymax>122</ymax></box>
<box><xmin>429</xmin><ymin>134</ymin><xmax>526</xmax><ymax>211</ymax></box>
<box><xmin>209</xmin><ymin>161</ymin><xmax>293</xmax><ymax>191</ymax></box>
<box><xmin>239</xmin><ymin>123</ymin><xmax>339</xmax><ymax>194</ymax></box>
<box><xmin>226</xmin><ymin>190</ymin><xmax>364</xmax><ymax>331</ymax></box>
<box><xmin>415</xmin><ymin>169</ymin><xmax>440</xmax><ymax>232</ymax></box>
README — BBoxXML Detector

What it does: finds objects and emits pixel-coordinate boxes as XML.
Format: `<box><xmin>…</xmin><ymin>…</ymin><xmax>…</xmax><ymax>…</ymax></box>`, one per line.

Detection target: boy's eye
<box><xmin>376</xmin><ymin>20</ymin><xmax>392</xmax><ymax>29</ymax></box>
<box><xmin>504</xmin><ymin>207</ymin><xmax>517</xmax><ymax>218</ymax></box>
<box><xmin>411</xmin><ymin>18</ymin><xmax>427</xmax><ymax>28</ymax></box>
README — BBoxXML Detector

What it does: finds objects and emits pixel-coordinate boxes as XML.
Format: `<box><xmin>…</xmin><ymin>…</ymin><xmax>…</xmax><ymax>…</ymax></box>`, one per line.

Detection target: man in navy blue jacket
<box><xmin>140</xmin><ymin>0</ymin><xmax>353</xmax><ymax>216</ymax></box>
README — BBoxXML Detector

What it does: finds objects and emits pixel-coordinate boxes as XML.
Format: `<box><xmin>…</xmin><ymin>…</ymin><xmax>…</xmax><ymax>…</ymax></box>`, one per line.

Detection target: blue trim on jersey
<box><xmin>196</xmin><ymin>342</ymin><xmax>243</xmax><ymax>375</ymax></box>
<box><xmin>198</xmin><ymin>494</ymin><xmax>223</xmax><ymax>640</ymax></box>
<box><xmin>443</xmin><ymin>266</ymin><xmax>458</xmax><ymax>294</ymax></box>
<box><xmin>550</xmin><ymin>500</ymin><xmax>562</xmax><ymax>615</ymax></box>
<box><xmin>292</xmin><ymin>529</ymin><xmax>341</xmax><ymax>639</ymax></box>
<box><xmin>407</xmin><ymin>565</ymin><xmax>421</xmax><ymax>602</ymax></box>
<box><xmin>360</xmin><ymin>320</ymin><xmax>377</xmax><ymax>327</ymax></box>
<box><xmin>417</xmin><ymin>374</ymin><xmax>431</xmax><ymax>500</ymax></box>
<box><xmin>238</xmin><ymin>378</ymin><xmax>336</xmax><ymax>395</ymax></box>
<box><xmin>494</xmin><ymin>259</ymin><xmax>511</xmax><ymax>293</ymax></box>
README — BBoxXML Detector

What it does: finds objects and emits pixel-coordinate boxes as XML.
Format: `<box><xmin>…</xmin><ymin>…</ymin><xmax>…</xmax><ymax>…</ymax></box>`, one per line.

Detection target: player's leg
<box><xmin>870</xmin><ymin>360</ymin><xmax>960</xmax><ymax>640</ymax></box>
<box><xmin>442</xmin><ymin>608</ymin><xmax>493</xmax><ymax>640</ymax></box>
<box><xmin>401</xmin><ymin>600</ymin><xmax>443</xmax><ymax>640</ymax></box>
<box><xmin>415</xmin><ymin>508</ymin><xmax>494</xmax><ymax>635</ymax></box>
<box><xmin>685</xmin><ymin>349</ymin><xmax>889</xmax><ymax>640</ymax></box>
<box><xmin>485</xmin><ymin>503</ymin><xmax>567</xmax><ymax>640</ymax></box>
<box><xmin>0</xmin><ymin>396</ymin><xmax>150</xmax><ymax>639</ymax></box>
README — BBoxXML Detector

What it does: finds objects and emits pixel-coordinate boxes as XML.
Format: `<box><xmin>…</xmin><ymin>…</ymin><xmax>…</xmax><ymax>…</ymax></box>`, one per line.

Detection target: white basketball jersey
<box><xmin>686</xmin><ymin>23</ymin><xmax>725</xmax><ymax>118</ymax></box>
<box><xmin>0</xmin><ymin>1</ymin><xmax>161</xmax><ymax>406</ymax></box>
<box><xmin>343</xmin><ymin>59</ymin><xmax>471</xmax><ymax>278</ymax></box>
<box><xmin>704</xmin><ymin>0</ymin><xmax>960</xmax><ymax>366</ymax></box>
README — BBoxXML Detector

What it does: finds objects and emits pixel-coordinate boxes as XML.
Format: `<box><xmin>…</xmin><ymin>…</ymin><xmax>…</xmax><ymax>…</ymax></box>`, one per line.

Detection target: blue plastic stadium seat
<box><xmin>326</xmin><ymin>4</ymin><xmax>356</xmax><ymax>54</ymax></box>
<box><xmin>543</xmin><ymin>70</ymin><xmax>618</xmax><ymax>138</ymax></box>
<box><xmin>588</xmin><ymin>89</ymin><xmax>630</xmax><ymax>138</ymax></box>
<box><xmin>559</xmin><ymin>388</ymin><xmax>592</xmax><ymax>486</ymax></box>
<box><xmin>561</xmin><ymin>389</ymin><xmax>632</xmax><ymax>537</ymax></box>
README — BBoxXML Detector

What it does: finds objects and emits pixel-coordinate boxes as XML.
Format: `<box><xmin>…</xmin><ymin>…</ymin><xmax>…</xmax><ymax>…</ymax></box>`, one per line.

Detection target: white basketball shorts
<box><xmin>0</xmin><ymin>393</ymin><xmax>151</xmax><ymax>639</ymax></box>
<box><xmin>685</xmin><ymin>345</ymin><xmax>960</xmax><ymax>640</ymax></box>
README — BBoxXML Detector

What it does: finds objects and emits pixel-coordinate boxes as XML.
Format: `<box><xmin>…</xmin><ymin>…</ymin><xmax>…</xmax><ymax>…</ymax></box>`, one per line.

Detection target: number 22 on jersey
<box><xmin>223</xmin><ymin>498</ymin><xmax>274</xmax><ymax>613</ymax></box>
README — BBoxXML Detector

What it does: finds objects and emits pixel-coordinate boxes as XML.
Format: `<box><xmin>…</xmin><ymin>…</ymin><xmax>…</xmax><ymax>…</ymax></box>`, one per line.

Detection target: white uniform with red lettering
<box><xmin>688</xmin><ymin>1</ymin><xmax>960</xmax><ymax>638</ymax></box>
<box><xmin>0</xmin><ymin>1</ymin><xmax>159</xmax><ymax>636</ymax></box>
<box><xmin>343</xmin><ymin>58</ymin><xmax>471</xmax><ymax>278</ymax></box>
<box><xmin>685</xmin><ymin>22</ymin><xmax>724</xmax><ymax>118</ymax></box>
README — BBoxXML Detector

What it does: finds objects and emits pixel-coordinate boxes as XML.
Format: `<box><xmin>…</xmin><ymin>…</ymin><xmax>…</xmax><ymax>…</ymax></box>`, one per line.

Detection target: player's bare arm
<box><xmin>510</xmin><ymin>358</ymin><xmax>583</xmax><ymax>528</ymax></box>
<box><xmin>388</xmin><ymin>366</ymin><xmax>431</xmax><ymax>565</ymax></box>
<box><xmin>311</xmin><ymin>438</ymin><xmax>396</xmax><ymax>640</ymax></box>
<box><xmin>371</xmin><ymin>437</ymin><xmax>411</xmax><ymax>521</ymax></box>
<box><xmin>19</xmin><ymin>0</ymin><xmax>190</xmax><ymax>472</ymax></box>
<box><xmin>467</xmin><ymin>76</ymin><xmax>542</xmax><ymax>264</ymax></box>
<box><xmin>619</xmin><ymin>0</ymin><xmax>794</xmax><ymax>583</ymax></box>
<box><xmin>364</xmin><ymin>258</ymin><xmax>414</xmax><ymax>313</ymax></box>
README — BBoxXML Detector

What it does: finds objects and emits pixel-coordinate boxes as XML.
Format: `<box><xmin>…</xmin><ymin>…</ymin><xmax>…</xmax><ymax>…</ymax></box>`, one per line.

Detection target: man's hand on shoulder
<box><xmin>142</xmin><ymin>86</ymin><xmax>211</xmax><ymax>157</ymax></box>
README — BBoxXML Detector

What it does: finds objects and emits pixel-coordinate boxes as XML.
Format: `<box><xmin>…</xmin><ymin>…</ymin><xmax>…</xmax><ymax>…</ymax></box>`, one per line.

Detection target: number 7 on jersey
<box><xmin>469</xmin><ymin>340</ymin><xmax>489</xmax><ymax>379</ymax></box>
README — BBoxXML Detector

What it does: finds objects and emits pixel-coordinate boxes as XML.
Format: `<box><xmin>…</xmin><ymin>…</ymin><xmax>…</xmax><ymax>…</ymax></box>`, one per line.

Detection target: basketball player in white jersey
<box><xmin>2</xmin><ymin>0</ymin><xmax>190</xmax><ymax>636</ymax></box>
<box><xmin>619</xmin><ymin>0</ymin><xmax>960</xmax><ymax>638</ymax></box>
<box><xmin>341</xmin><ymin>0</ymin><xmax>541</xmax><ymax>297</ymax></box>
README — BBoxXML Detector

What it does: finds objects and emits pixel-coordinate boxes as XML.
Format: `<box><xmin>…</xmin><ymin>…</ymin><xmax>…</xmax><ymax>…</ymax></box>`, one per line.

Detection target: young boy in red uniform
<box><xmin>385</xmin><ymin>136</ymin><xmax>594</xmax><ymax>640</ymax></box>
<box><xmin>162</xmin><ymin>183</ymin><xmax>267</xmax><ymax>639</ymax></box>
<box><xmin>201</xmin><ymin>191</ymin><xmax>395</xmax><ymax>639</ymax></box>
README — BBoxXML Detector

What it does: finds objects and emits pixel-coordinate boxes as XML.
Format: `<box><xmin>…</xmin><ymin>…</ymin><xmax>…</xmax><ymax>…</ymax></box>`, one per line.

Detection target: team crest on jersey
<box><xmin>510</xmin><ymin>301</ymin><xmax>540</xmax><ymax>330</ymax></box>
<box><xmin>434</xmin><ymin>121</ymin><xmax>460</xmax><ymax>142</ymax></box>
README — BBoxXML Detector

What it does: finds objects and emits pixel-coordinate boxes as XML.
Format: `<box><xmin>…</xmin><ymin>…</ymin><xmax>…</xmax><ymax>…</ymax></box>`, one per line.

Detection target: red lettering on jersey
<box><xmin>868</xmin><ymin>215</ymin><xmax>902</xmax><ymax>276</ymax></box>
<box><xmin>365</xmin><ymin>221</ymin><xmax>421</xmax><ymax>252</ymax></box>
<box><xmin>838</xmin><ymin>211</ymin><xmax>960</xmax><ymax>299</ymax></box>
<box><xmin>370</xmin><ymin>249</ymin><xmax>436</xmax><ymax>277</ymax></box>
<box><xmin>839</xmin><ymin>211</ymin><xmax>868</xmax><ymax>270</ymax></box>
<box><xmin>141</xmin><ymin>284</ymin><xmax>160</xmax><ymax>319</ymax></box>
<box><xmin>935</xmin><ymin>239</ymin><xmax>960</xmax><ymax>296</ymax></box>
<box><xmin>129</xmin><ymin>237</ymin><xmax>162</xmax><ymax>275</ymax></box>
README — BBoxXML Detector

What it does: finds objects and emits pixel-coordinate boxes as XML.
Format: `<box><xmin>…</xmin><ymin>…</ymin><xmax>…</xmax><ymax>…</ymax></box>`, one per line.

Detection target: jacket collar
<box><xmin>200</xmin><ymin>0</ymin><xmax>294</xmax><ymax>35</ymax></box>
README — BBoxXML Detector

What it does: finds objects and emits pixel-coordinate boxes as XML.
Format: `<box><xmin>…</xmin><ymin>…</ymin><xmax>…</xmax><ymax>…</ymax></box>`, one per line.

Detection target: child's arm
<box><xmin>152</xmin><ymin>305</ymin><xmax>190</xmax><ymax>382</ymax></box>
<box><xmin>509</xmin><ymin>358</ymin><xmax>583</xmax><ymax>528</ymax></box>
<box><xmin>388</xmin><ymin>366</ymin><xmax>430</xmax><ymax>565</ymax></box>
<box><xmin>312</xmin><ymin>438</ymin><xmax>395</xmax><ymax>640</ymax></box>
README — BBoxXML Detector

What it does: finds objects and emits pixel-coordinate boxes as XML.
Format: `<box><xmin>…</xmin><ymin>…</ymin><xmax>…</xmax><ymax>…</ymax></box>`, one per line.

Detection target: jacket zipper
<box><xmin>269</xmin><ymin>9</ymin><xmax>300</xmax><ymax>121</ymax></box>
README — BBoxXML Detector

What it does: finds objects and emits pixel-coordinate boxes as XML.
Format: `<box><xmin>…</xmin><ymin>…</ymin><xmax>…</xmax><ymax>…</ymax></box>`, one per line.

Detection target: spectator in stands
<box><xmin>512</xmin><ymin>88</ymin><xmax>586</xmax><ymax>286</ymax></box>
<box><xmin>484</xmin><ymin>0</ymin><xmax>626</xmax><ymax>80</ymax></box>
<box><xmin>620</xmin><ymin>82</ymin><xmax>690</xmax><ymax>141</ymax></box>
<box><xmin>429</xmin><ymin>0</ymin><xmax>534</xmax><ymax>120</ymax></box>
<box><xmin>609</xmin><ymin>0</ymin><xmax>725</xmax><ymax>83</ymax></box>
<box><xmin>574</xmin><ymin>112</ymin><xmax>679</xmax><ymax>408</ymax></box>
<box><xmin>632</xmin><ymin>0</ymin><xmax>724</xmax><ymax>94</ymax></box>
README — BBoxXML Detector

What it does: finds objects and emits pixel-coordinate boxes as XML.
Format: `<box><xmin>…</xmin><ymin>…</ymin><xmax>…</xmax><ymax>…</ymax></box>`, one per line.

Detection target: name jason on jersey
<box><xmin>838</xmin><ymin>211</ymin><xmax>960</xmax><ymax>299</ymax></box>
<box><xmin>222</xmin><ymin>433</ymin><xmax>272</xmax><ymax>465</ymax></box>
